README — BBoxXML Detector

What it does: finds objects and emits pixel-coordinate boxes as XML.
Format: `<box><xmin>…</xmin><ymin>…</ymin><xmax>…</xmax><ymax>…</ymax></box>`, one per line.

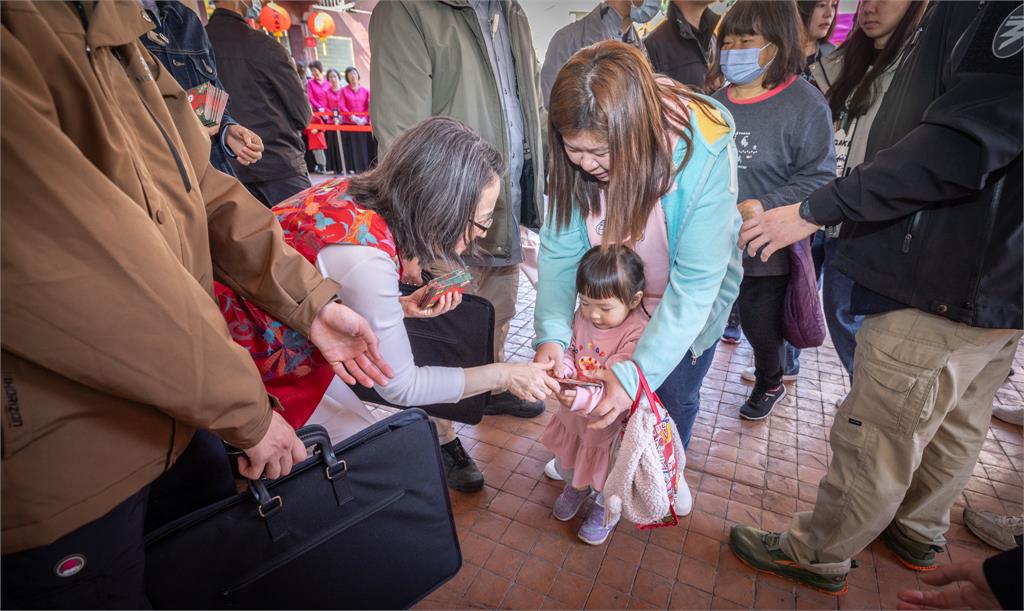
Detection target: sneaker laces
<box><xmin>750</xmin><ymin>385</ymin><xmax>782</xmax><ymax>404</ymax></box>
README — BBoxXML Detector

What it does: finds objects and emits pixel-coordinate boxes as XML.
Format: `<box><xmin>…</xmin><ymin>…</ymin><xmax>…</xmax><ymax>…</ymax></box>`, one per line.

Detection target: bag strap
<box><xmin>632</xmin><ymin>363</ymin><xmax>664</xmax><ymax>421</ymax></box>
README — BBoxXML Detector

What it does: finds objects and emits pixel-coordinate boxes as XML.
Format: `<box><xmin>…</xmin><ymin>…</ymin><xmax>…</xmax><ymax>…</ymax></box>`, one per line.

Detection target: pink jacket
<box><xmin>307</xmin><ymin>78</ymin><xmax>330</xmax><ymax>113</ymax></box>
<box><xmin>340</xmin><ymin>85</ymin><xmax>371</xmax><ymax>124</ymax></box>
<box><xmin>325</xmin><ymin>87</ymin><xmax>348</xmax><ymax>115</ymax></box>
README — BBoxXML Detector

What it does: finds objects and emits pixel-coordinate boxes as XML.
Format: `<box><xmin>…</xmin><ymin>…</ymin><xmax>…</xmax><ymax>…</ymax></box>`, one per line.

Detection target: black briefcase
<box><xmin>351</xmin><ymin>284</ymin><xmax>494</xmax><ymax>424</ymax></box>
<box><xmin>144</xmin><ymin>410</ymin><xmax>461</xmax><ymax>609</ymax></box>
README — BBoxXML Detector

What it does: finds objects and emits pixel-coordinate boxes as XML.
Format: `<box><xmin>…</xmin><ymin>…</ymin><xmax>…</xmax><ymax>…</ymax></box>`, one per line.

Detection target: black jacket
<box><xmin>206</xmin><ymin>9</ymin><xmax>311</xmax><ymax>182</ymax></box>
<box><xmin>807</xmin><ymin>1</ymin><xmax>1023</xmax><ymax>330</ymax></box>
<box><xmin>644</xmin><ymin>4</ymin><xmax>717</xmax><ymax>91</ymax></box>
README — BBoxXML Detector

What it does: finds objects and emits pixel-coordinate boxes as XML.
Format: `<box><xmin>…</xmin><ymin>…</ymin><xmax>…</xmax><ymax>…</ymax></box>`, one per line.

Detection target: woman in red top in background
<box><xmin>339</xmin><ymin>66</ymin><xmax>376</xmax><ymax>172</ymax></box>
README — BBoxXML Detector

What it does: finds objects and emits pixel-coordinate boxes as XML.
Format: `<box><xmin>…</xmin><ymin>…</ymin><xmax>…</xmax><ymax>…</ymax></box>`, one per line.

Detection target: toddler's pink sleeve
<box><xmin>569</xmin><ymin>385</ymin><xmax>604</xmax><ymax>415</ymax></box>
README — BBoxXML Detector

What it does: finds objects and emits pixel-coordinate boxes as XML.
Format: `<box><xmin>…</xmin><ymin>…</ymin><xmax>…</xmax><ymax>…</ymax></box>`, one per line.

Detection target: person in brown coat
<box><xmin>0</xmin><ymin>2</ymin><xmax>391</xmax><ymax>607</ymax></box>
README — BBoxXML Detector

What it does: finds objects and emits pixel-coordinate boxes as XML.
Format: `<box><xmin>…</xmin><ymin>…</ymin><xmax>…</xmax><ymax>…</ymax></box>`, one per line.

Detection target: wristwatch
<box><xmin>798</xmin><ymin>198</ymin><xmax>819</xmax><ymax>226</ymax></box>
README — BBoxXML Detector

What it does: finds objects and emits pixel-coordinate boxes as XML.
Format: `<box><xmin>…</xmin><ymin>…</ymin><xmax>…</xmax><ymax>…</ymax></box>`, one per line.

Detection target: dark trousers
<box><xmin>1</xmin><ymin>431</ymin><xmax>236</xmax><ymax>609</ymax></box>
<box><xmin>737</xmin><ymin>274</ymin><xmax>789</xmax><ymax>388</ymax></box>
<box><xmin>656</xmin><ymin>341</ymin><xmax>719</xmax><ymax>449</ymax></box>
<box><xmin>244</xmin><ymin>173</ymin><xmax>312</xmax><ymax>208</ymax></box>
<box><xmin>340</xmin><ymin>132</ymin><xmax>377</xmax><ymax>173</ymax></box>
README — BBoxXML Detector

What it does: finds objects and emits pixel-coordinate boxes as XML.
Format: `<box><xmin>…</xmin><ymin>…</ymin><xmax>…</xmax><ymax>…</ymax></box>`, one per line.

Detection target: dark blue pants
<box><xmin>656</xmin><ymin>341</ymin><xmax>719</xmax><ymax>449</ymax></box>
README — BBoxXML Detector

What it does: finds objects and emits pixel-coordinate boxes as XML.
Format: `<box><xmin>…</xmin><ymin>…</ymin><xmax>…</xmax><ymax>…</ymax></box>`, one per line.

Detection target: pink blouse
<box><xmin>325</xmin><ymin>86</ymin><xmax>347</xmax><ymax>113</ymax></box>
<box><xmin>307</xmin><ymin>78</ymin><xmax>330</xmax><ymax>113</ymax></box>
<box><xmin>340</xmin><ymin>85</ymin><xmax>371</xmax><ymax>124</ymax></box>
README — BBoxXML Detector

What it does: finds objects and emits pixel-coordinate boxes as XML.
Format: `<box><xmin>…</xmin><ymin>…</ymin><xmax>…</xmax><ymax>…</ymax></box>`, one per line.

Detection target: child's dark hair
<box><xmin>576</xmin><ymin>245</ymin><xmax>646</xmax><ymax>309</ymax></box>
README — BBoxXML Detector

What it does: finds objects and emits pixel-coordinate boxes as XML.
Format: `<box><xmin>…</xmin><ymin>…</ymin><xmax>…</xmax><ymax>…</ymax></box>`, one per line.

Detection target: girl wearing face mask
<box><xmin>537</xmin><ymin>41</ymin><xmax>742</xmax><ymax>502</ymax></box>
<box><xmin>709</xmin><ymin>1</ymin><xmax>836</xmax><ymax>421</ymax></box>
<box><xmin>807</xmin><ymin>0</ymin><xmax>928</xmax><ymax>382</ymax></box>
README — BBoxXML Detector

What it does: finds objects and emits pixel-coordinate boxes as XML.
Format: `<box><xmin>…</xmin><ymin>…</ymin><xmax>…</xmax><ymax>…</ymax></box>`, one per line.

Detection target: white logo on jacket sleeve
<box><xmin>993</xmin><ymin>5</ymin><xmax>1024</xmax><ymax>59</ymax></box>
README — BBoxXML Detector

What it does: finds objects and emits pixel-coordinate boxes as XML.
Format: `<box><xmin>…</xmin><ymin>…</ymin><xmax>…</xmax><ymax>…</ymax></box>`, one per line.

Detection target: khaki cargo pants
<box><xmin>427</xmin><ymin>263</ymin><xmax>521</xmax><ymax>445</ymax></box>
<box><xmin>780</xmin><ymin>309</ymin><xmax>1021</xmax><ymax>575</ymax></box>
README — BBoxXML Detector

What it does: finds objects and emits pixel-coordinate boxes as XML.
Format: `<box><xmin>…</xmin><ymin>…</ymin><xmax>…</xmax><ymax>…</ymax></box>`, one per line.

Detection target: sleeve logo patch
<box><xmin>993</xmin><ymin>5</ymin><xmax>1024</xmax><ymax>59</ymax></box>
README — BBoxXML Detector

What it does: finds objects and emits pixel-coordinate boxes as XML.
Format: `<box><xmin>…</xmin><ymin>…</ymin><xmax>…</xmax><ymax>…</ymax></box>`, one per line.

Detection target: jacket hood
<box><xmin>684</xmin><ymin>92</ymin><xmax>735</xmax><ymax>156</ymax></box>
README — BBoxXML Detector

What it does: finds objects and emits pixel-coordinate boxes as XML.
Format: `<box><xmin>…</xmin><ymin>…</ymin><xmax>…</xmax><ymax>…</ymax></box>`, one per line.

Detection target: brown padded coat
<box><xmin>0</xmin><ymin>1</ymin><xmax>339</xmax><ymax>553</ymax></box>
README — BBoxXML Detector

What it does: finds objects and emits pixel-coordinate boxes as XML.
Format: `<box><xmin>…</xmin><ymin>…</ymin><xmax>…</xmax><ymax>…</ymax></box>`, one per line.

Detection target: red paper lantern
<box><xmin>307</xmin><ymin>11</ymin><xmax>336</xmax><ymax>54</ymax></box>
<box><xmin>307</xmin><ymin>11</ymin><xmax>336</xmax><ymax>40</ymax></box>
<box><xmin>259</xmin><ymin>2</ymin><xmax>291</xmax><ymax>39</ymax></box>
<box><xmin>304</xmin><ymin>36</ymin><xmax>317</xmax><ymax>48</ymax></box>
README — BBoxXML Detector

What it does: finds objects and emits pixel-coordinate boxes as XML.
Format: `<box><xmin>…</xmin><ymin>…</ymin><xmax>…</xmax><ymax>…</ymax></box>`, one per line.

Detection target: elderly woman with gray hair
<box><xmin>219</xmin><ymin>117</ymin><xmax>559</xmax><ymax>493</ymax></box>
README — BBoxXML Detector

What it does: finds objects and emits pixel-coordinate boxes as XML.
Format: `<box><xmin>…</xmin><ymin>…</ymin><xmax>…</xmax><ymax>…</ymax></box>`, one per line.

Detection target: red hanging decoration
<box><xmin>306</xmin><ymin>11</ymin><xmax>336</xmax><ymax>55</ymax></box>
<box><xmin>304</xmin><ymin>36</ymin><xmax>318</xmax><ymax>48</ymax></box>
<box><xmin>258</xmin><ymin>2</ymin><xmax>291</xmax><ymax>40</ymax></box>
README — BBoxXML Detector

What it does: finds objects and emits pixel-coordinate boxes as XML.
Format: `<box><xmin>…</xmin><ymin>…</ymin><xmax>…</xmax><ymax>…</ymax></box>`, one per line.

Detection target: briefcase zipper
<box><xmin>222</xmin><ymin>490</ymin><xmax>405</xmax><ymax>598</ymax></box>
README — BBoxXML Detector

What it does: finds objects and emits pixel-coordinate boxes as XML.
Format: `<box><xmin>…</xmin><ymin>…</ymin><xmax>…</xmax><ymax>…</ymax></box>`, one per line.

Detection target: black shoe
<box><xmin>483</xmin><ymin>391</ymin><xmax>545</xmax><ymax>418</ymax></box>
<box><xmin>739</xmin><ymin>384</ymin><xmax>786</xmax><ymax>421</ymax></box>
<box><xmin>440</xmin><ymin>438</ymin><xmax>484</xmax><ymax>492</ymax></box>
<box><xmin>721</xmin><ymin>308</ymin><xmax>742</xmax><ymax>344</ymax></box>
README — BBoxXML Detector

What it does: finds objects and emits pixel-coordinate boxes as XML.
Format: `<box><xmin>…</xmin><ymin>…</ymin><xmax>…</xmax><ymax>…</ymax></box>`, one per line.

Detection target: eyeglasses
<box><xmin>471</xmin><ymin>218</ymin><xmax>493</xmax><ymax>232</ymax></box>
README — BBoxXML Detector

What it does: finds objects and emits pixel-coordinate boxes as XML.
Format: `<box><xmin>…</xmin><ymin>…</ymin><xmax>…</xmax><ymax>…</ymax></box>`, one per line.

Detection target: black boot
<box><xmin>483</xmin><ymin>391</ymin><xmax>545</xmax><ymax>418</ymax></box>
<box><xmin>440</xmin><ymin>438</ymin><xmax>484</xmax><ymax>492</ymax></box>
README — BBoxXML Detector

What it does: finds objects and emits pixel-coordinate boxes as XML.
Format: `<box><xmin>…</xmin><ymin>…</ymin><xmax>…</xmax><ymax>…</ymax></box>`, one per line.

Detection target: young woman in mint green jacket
<box><xmin>535</xmin><ymin>41</ymin><xmax>743</xmax><ymax>459</ymax></box>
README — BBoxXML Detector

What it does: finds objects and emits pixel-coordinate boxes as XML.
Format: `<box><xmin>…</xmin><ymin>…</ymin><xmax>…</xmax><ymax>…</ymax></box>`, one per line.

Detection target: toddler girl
<box><xmin>541</xmin><ymin>245</ymin><xmax>649</xmax><ymax>545</ymax></box>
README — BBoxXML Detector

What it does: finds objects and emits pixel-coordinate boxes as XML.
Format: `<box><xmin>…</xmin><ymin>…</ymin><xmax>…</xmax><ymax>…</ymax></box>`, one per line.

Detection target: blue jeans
<box><xmin>657</xmin><ymin>341</ymin><xmax>718</xmax><ymax>449</ymax></box>
<box><xmin>822</xmin><ymin>238</ymin><xmax>861</xmax><ymax>381</ymax></box>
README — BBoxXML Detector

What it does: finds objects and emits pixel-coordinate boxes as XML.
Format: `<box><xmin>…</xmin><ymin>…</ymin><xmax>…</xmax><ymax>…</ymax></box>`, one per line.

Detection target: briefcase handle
<box><xmin>245</xmin><ymin>425</ymin><xmax>352</xmax><ymax>542</ymax></box>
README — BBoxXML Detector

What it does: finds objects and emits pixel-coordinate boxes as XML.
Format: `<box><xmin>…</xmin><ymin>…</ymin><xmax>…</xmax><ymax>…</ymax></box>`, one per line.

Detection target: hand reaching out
<box><xmin>309</xmin><ymin>301</ymin><xmax>394</xmax><ymax>388</ymax></box>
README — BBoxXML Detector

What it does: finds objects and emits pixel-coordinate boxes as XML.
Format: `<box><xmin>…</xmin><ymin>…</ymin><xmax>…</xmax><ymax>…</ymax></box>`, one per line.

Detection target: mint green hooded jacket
<box><xmin>534</xmin><ymin>94</ymin><xmax>743</xmax><ymax>399</ymax></box>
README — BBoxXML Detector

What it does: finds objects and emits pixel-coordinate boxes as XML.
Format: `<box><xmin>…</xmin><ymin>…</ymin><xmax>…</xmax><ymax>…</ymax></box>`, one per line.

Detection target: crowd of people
<box><xmin>1</xmin><ymin>0</ymin><xmax>1021</xmax><ymax>609</ymax></box>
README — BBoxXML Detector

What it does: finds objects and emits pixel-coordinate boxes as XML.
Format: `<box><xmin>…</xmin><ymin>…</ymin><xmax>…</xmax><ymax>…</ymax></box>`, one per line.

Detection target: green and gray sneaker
<box><xmin>880</xmin><ymin>522</ymin><xmax>944</xmax><ymax>571</ymax></box>
<box><xmin>729</xmin><ymin>525</ymin><xmax>849</xmax><ymax>595</ymax></box>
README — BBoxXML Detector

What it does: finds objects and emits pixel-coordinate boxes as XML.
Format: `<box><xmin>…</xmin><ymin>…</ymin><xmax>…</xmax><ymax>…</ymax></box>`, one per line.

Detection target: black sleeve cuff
<box><xmin>807</xmin><ymin>183</ymin><xmax>847</xmax><ymax>227</ymax></box>
<box><xmin>983</xmin><ymin>546</ymin><xmax>1022</xmax><ymax>611</ymax></box>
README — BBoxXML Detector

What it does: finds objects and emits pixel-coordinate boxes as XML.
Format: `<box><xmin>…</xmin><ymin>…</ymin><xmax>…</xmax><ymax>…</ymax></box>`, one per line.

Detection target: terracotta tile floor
<box><xmin>397</xmin><ymin>274</ymin><xmax>1024</xmax><ymax>610</ymax></box>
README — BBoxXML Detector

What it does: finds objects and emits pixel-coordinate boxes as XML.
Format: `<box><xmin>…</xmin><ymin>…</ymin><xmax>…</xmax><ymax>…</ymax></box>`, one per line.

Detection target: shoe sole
<box><xmin>739</xmin><ymin>387</ymin><xmax>786</xmax><ymax>421</ymax></box>
<box><xmin>730</xmin><ymin>545</ymin><xmax>849</xmax><ymax>596</ymax></box>
<box><xmin>721</xmin><ymin>337</ymin><xmax>742</xmax><ymax>345</ymax></box>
